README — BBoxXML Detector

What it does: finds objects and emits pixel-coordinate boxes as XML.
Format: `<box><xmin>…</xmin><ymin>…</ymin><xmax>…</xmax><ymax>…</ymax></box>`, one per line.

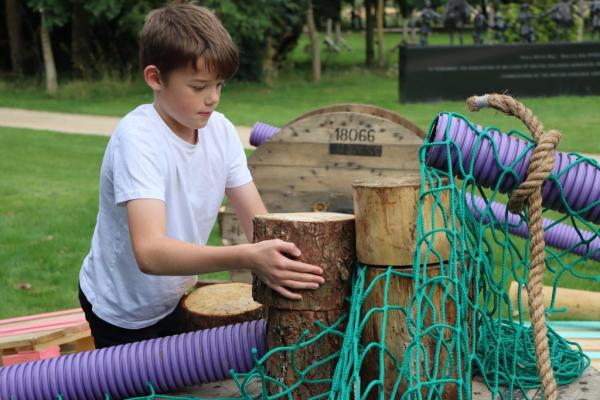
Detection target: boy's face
<box><xmin>145</xmin><ymin>59</ymin><xmax>224</xmax><ymax>135</ymax></box>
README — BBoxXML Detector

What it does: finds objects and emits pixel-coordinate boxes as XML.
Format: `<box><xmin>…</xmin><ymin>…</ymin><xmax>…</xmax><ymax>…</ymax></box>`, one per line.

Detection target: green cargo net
<box><xmin>127</xmin><ymin>108</ymin><xmax>599</xmax><ymax>400</ymax></box>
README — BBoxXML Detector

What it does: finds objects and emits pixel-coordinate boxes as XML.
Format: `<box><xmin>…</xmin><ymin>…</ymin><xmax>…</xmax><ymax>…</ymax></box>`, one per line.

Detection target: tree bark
<box><xmin>5</xmin><ymin>0</ymin><xmax>24</xmax><ymax>76</ymax></box>
<box><xmin>365</xmin><ymin>0</ymin><xmax>375</xmax><ymax>67</ymax></box>
<box><xmin>252</xmin><ymin>212</ymin><xmax>355</xmax><ymax>310</ymax></box>
<box><xmin>376</xmin><ymin>0</ymin><xmax>385</xmax><ymax>67</ymax></box>
<box><xmin>265</xmin><ymin>308</ymin><xmax>345</xmax><ymax>398</ymax></box>
<box><xmin>306</xmin><ymin>0</ymin><xmax>321</xmax><ymax>82</ymax></box>
<box><xmin>252</xmin><ymin>212</ymin><xmax>355</xmax><ymax>398</ymax></box>
<box><xmin>40</xmin><ymin>11</ymin><xmax>58</xmax><ymax>95</ymax></box>
<box><xmin>71</xmin><ymin>0</ymin><xmax>92</xmax><ymax>78</ymax></box>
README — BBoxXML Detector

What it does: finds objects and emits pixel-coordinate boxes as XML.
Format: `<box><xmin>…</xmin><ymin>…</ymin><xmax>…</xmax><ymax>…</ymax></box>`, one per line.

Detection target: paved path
<box><xmin>0</xmin><ymin>107</ymin><xmax>253</xmax><ymax>148</ymax></box>
<box><xmin>1</xmin><ymin>107</ymin><xmax>599</xmax><ymax>164</ymax></box>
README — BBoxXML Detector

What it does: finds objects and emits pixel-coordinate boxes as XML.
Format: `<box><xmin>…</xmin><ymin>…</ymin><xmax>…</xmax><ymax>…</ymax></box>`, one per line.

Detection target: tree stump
<box><xmin>361</xmin><ymin>265</ymin><xmax>462</xmax><ymax>400</ymax></box>
<box><xmin>352</xmin><ymin>175</ymin><xmax>451</xmax><ymax>267</ymax></box>
<box><xmin>252</xmin><ymin>212</ymin><xmax>355</xmax><ymax>399</ymax></box>
<box><xmin>252</xmin><ymin>213</ymin><xmax>355</xmax><ymax>311</ymax></box>
<box><xmin>353</xmin><ymin>176</ymin><xmax>460</xmax><ymax>399</ymax></box>
<box><xmin>182</xmin><ymin>283</ymin><xmax>264</xmax><ymax>331</ymax></box>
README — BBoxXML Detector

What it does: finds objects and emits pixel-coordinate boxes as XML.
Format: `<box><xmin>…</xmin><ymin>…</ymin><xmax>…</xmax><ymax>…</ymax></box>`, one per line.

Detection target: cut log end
<box><xmin>183</xmin><ymin>283</ymin><xmax>264</xmax><ymax>331</ymax></box>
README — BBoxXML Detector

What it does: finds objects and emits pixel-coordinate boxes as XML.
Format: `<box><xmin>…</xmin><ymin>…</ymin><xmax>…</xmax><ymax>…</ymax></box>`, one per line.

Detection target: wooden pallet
<box><xmin>0</xmin><ymin>308</ymin><xmax>92</xmax><ymax>366</ymax></box>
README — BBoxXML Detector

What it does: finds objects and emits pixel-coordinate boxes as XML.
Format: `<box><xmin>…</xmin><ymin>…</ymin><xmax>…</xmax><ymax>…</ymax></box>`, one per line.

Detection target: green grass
<box><xmin>0</xmin><ymin>127</ymin><xmax>227</xmax><ymax>318</ymax></box>
<box><xmin>1</xmin><ymin>30</ymin><xmax>600</xmax><ymax>319</ymax></box>
<box><xmin>1</xmin><ymin>32</ymin><xmax>599</xmax><ymax>153</ymax></box>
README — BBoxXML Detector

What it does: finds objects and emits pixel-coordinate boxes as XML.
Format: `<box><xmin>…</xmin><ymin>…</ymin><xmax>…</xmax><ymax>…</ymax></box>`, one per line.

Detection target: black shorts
<box><xmin>78</xmin><ymin>284</ymin><xmax>186</xmax><ymax>349</ymax></box>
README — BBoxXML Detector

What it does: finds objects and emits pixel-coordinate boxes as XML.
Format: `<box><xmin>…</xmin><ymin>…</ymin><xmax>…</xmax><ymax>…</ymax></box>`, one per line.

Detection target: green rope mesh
<box><xmin>124</xmin><ymin>112</ymin><xmax>598</xmax><ymax>400</ymax></box>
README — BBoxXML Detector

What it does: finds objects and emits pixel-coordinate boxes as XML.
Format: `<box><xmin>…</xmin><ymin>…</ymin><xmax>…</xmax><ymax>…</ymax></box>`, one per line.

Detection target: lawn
<box><xmin>0</xmin><ymin>128</ymin><xmax>227</xmax><ymax>318</ymax></box>
<box><xmin>1</xmin><ymin>30</ymin><xmax>599</xmax><ymax>319</ymax></box>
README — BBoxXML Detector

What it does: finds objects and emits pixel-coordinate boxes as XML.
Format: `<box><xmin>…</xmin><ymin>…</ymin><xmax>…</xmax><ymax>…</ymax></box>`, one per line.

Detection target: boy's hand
<box><xmin>245</xmin><ymin>239</ymin><xmax>325</xmax><ymax>300</ymax></box>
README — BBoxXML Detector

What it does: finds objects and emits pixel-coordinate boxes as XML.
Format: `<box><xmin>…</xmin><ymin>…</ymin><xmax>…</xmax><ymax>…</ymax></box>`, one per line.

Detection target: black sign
<box><xmin>399</xmin><ymin>42</ymin><xmax>600</xmax><ymax>102</ymax></box>
<box><xmin>329</xmin><ymin>143</ymin><xmax>382</xmax><ymax>157</ymax></box>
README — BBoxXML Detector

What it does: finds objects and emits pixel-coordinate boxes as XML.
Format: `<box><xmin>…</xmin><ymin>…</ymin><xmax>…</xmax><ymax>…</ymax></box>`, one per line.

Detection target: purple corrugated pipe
<box><xmin>426</xmin><ymin>113</ymin><xmax>600</xmax><ymax>224</ymax></box>
<box><xmin>0</xmin><ymin>319</ymin><xmax>266</xmax><ymax>400</ymax></box>
<box><xmin>467</xmin><ymin>195</ymin><xmax>600</xmax><ymax>261</ymax></box>
<box><xmin>249</xmin><ymin>122</ymin><xmax>279</xmax><ymax>147</ymax></box>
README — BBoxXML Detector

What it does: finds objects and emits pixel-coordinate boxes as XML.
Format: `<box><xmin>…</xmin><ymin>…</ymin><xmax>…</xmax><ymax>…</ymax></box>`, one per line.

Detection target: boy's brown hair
<box><xmin>140</xmin><ymin>3</ymin><xmax>238</xmax><ymax>81</ymax></box>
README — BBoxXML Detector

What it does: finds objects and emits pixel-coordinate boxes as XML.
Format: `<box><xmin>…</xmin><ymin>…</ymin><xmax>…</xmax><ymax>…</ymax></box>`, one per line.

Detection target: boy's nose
<box><xmin>205</xmin><ymin>86</ymin><xmax>220</xmax><ymax>105</ymax></box>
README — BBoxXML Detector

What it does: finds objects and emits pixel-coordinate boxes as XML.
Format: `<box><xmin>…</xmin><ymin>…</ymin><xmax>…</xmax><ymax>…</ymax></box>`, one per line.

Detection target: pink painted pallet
<box><xmin>0</xmin><ymin>308</ymin><xmax>91</xmax><ymax>366</ymax></box>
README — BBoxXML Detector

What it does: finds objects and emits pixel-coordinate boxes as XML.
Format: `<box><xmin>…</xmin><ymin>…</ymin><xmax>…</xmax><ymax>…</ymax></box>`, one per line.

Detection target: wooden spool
<box><xmin>353</xmin><ymin>176</ymin><xmax>459</xmax><ymax>399</ymax></box>
<box><xmin>219</xmin><ymin>104</ymin><xmax>424</xmax><ymax>258</ymax></box>
<box><xmin>182</xmin><ymin>283</ymin><xmax>264</xmax><ymax>331</ymax></box>
<box><xmin>352</xmin><ymin>175</ymin><xmax>451</xmax><ymax>267</ymax></box>
<box><xmin>252</xmin><ymin>212</ymin><xmax>355</xmax><ymax>398</ymax></box>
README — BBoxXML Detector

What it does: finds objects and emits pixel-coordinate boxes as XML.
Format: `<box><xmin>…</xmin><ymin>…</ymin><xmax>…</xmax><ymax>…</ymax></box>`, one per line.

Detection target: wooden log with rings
<box><xmin>182</xmin><ymin>282</ymin><xmax>264</xmax><ymax>331</ymax></box>
<box><xmin>352</xmin><ymin>175</ymin><xmax>460</xmax><ymax>399</ymax></box>
<box><xmin>252</xmin><ymin>212</ymin><xmax>355</xmax><ymax>398</ymax></box>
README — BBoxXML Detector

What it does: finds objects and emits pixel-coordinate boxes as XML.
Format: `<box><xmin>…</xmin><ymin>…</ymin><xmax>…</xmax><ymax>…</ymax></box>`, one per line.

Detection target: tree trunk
<box><xmin>361</xmin><ymin>265</ymin><xmax>460</xmax><ymax>400</ymax></box>
<box><xmin>252</xmin><ymin>213</ymin><xmax>355</xmax><ymax>310</ymax></box>
<box><xmin>365</xmin><ymin>0</ymin><xmax>375</xmax><ymax>67</ymax></box>
<box><xmin>265</xmin><ymin>308</ymin><xmax>345</xmax><ymax>398</ymax></box>
<box><xmin>376</xmin><ymin>0</ymin><xmax>385</xmax><ymax>67</ymax></box>
<box><xmin>40</xmin><ymin>11</ymin><xmax>58</xmax><ymax>95</ymax></box>
<box><xmin>71</xmin><ymin>1</ymin><xmax>92</xmax><ymax>78</ymax></box>
<box><xmin>578</xmin><ymin>0</ymin><xmax>585</xmax><ymax>42</ymax></box>
<box><xmin>306</xmin><ymin>0</ymin><xmax>321</xmax><ymax>82</ymax></box>
<box><xmin>252</xmin><ymin>212</ymin><xmax>355</xmax><ymax>398</ymax></box>
<box><xmin>5</xmin><ymin>0</ymin><xmax>24</xmax><ymax>76</ymax></box>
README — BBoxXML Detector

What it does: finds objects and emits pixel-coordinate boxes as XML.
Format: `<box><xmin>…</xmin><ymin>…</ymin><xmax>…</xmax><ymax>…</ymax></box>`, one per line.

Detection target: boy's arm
<box><xmin>127</xmin><ymin>197</ymin><xmax>324</xmax><ymax>300</ymax></box>
<box><xmin>224</xmin><ymin>181</ymin><xmax>267</xmax><ymax>242</ymax></box>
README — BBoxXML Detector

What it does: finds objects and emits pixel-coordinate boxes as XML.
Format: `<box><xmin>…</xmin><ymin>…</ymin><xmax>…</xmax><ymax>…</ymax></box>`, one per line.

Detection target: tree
<box><xmin>307</xmin><ymin>0</ymin><xmax>321</xmax><ymax>81</ymax></box>
<box><xmin>5</xmin><ymin>0</ymin><xmax>25</xmax><ymax>76</ymax></box>
<box><xmin>27</xmin><ymin>0</ymin><xmax>69</xmax><ymax>94</ymax></box>
<box><xmin>365</xmin><ymin>0</ymin><xmax>376</xmax><ymax>67</ymax></box>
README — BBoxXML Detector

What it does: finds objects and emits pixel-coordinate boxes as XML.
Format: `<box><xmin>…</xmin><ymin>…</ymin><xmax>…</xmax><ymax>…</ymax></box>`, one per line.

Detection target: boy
<box><xmin>78</xmin><ymin>3</ymin><xmax>324</xmax><ymax>349</ymax></box>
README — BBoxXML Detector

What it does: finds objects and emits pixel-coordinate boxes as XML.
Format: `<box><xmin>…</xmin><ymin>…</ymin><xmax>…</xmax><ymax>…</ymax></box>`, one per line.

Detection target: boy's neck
<box><xmin>153</xmin><ymin>103</ymin><xmax>198</xmax><ymax>145</ymax></box>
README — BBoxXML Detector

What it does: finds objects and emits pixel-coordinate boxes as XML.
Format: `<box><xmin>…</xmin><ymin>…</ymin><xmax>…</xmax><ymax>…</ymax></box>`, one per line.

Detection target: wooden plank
<box><xmin>250</xmin><ymin>141</ymin><xmax>421</xmax><ymax>169</ymax></box>
<box><xmin>0</xmin><ymin>315</ymin><xmax>85</xmax><ymax>335</ymax></box>
<box><xmin>250</xmin><ymin>165</ymin><xmax>419</xmax><ymax>193</ymax></box>
<box><xmin>0</xmin><ymin>308</ymin><xmax>83</xmax><ymax>325</ymax></box>
<box><xmin>258</xmin><ymin>190</ymin><xmax>354</xmax><ymax>213</ymax></box>
<box><xmin>0</xmin><ymin>322</ymin><xmax>89</xmax><ymax>351</ymax></box>
<box><xmin>288</xmin><ymin>104</ymin><xmax>426</xmax><ymax>138</ymax></box>
<box><xmin>272</xmin><ymin>112</ymin><xmax>424</xmax><ymax>145</ymax></box>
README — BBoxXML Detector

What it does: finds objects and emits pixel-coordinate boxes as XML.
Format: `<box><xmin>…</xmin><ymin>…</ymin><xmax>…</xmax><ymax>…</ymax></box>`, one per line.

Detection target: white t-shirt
<box><xmin>79</xmin><ymin>104</ymin><xmax>252</xmax><ymax>329</ymax></box>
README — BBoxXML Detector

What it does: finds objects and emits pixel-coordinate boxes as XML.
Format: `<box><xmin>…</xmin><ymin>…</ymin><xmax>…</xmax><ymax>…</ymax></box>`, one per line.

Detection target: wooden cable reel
<box><xmin>219</xmin><ymin>104</ymin><xmax>425</xmax><ymax>282</ymax></box>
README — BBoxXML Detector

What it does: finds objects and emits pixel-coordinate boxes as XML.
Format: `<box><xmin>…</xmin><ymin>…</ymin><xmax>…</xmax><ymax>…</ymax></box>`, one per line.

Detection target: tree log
<box><xmin>353</xmin><ymin>175</ymin><xmax>451</xmax><ymax>267</ymax></box>
<box><xmin>265</xmin><ymin>308</ymin><xmax>345</xmax><ymax>399</ymax></box>
<box><xmin>183</xmin><ymin>283</ymin><xmax>264</xmax><ymax>331</ymax></box>
<box><xmin>361</xmin><ymin>265</ymin><xmax>461</xmax><ymax>400</ymax></box>
<box><xmin>252</xmin><ymin>212</ymin><xmax>355</xmax><ymax>310</ymax></box>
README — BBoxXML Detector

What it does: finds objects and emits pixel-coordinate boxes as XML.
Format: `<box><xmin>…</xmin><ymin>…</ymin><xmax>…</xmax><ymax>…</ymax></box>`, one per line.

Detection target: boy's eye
<box><xmin>191</xmin><ymin>86</ymin><xmax>206</xmax><ymax>91</ymax></box>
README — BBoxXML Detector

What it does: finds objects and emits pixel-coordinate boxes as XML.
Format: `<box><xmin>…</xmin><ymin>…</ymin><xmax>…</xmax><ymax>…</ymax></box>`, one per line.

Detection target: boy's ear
<box><xmin>143</xmin><ymin>65</ymin><xmax>163</xmax><ymax>91</ymax></box>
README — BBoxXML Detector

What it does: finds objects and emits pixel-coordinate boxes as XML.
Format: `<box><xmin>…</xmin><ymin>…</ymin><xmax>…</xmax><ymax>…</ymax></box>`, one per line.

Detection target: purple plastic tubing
<box><xmin>467</xmin><ymin>195</ymin><xmax>600</xmax><ymax>261</ymax></box>
<box><xmin>426</xmin><ymin>113</ymin><xmax>600</xmax><ymax>225</ymax></box>
<box><xmin>249</xmin><ymin>122</ymin><xmax>279</xmax><ymax>147</ymax></box>
<box><xmin>0</xmin><ymin>319</ymin><xmax>266</xmax><ymax>400</ymax></box>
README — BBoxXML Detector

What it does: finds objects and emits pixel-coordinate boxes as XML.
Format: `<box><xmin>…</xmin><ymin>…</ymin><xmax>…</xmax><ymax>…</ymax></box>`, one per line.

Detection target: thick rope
<box><xmin>467</xmin><ymin>94</ymin><xmax>561</xmax><ymax>400</ymax></box>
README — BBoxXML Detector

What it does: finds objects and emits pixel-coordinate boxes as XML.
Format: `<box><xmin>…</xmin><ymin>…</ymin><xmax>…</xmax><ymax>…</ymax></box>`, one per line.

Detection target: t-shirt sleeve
<box><xmin>112</xmin><ymin>126</ymin><xmax>166</xmax><ymax>206</ymax></box>
<box><xmin>225</xmin><ymin>122</ymin><xmax>253</xmax><ymax>188</ymax></box>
